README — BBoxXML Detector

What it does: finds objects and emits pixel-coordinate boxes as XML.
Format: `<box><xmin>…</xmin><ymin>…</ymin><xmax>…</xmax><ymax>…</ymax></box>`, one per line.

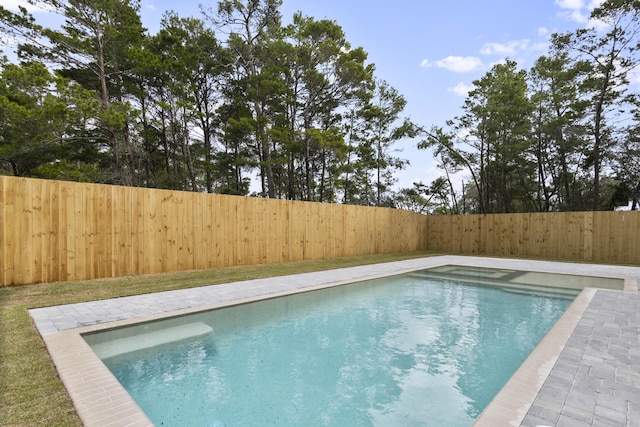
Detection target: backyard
<box><xmin>0</xmin><ymin>251</ymin><xmax>434</xmax><ymax>426</ymax></box>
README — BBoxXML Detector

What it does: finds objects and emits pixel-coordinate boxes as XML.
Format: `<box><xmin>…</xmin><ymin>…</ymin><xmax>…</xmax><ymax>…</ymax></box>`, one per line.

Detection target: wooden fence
<box><xmin>0</xmin><ymin>176</ymin><xmax>429</xmax><ymax>286</ymax></box>
<box><xmin>1</xmin><ymin>176</ymin><xmax>638</xmax><ymax>286</ymax></box>
<box><xmin>425</xmin><ymin>211</ymin><xmax>640</xmax><ymax>265</ymax></box>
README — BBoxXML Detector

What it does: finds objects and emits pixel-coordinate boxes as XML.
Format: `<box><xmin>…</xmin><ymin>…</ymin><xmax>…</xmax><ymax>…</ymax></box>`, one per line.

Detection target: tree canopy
<box><xmin>1</xmin><ymin>0</ymin><xmax>639</xmax><ymax>211</ymax></box>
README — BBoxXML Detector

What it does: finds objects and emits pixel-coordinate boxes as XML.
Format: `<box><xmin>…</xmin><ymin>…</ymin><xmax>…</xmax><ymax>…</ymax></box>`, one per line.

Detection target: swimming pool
<box><xmin>83</xmin><ymin>268</ymin><xmax>576</xmax><ymax>426</ymax></box>
<box><xmin>32</xmin><ymin>256</ymin><xmax>638</xmax><ymax>426</ymax></box>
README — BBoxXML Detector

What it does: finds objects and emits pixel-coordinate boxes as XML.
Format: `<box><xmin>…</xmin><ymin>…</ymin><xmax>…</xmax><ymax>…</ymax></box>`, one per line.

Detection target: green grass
<box><xmin>0</xmin><ymin>251</ymin><xmax>435</xmax><ymax>426</ymax></box>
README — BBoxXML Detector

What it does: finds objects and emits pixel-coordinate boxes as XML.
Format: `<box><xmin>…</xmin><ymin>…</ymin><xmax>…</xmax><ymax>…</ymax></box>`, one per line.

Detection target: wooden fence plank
<box><xmin>281</xmin><ymin>200</ymin><xmax>294</xmax><ymax>262</ymax></box>
<box><xmin>530</xmin><ymin>213</ymin><xmax>545</xmax><ymax>259</ymax></box>
<box><xmin>211</xmin><ymin>194</ymin><xmax>224</xmax><ymax>267</ymax></box>
<box><xmin>2</xmin><ymin>177</ymin><xmax>16</xmax><ymax>285</ymax></box>
<box><xmin>253</xmin><ymin>198</ymin><xmax>267</xmax><ymax>264</ymax></box>
<box><xmin>101</xmin><ymin>184</ymin><xmax>114</xmax><ymax>279</ymax></box>
<box><xmin>90</xmin><ymin>183</ymin><xmax>101</xmax><ymax>278</ymax></box>
<box><xmin>336</xmin><ymin>204</ymin><xmax>346</xmax><ymax>257</ymax></box>
<box><xmin>70</xmin><ymin>182</ymin><xmax>84</xmax><ymax>281</ymax></box>
<box><xmin>581</xmin><ymin>211</ymin><xmax>594</xmax><ymax>262</ymax></box>
<box><xmin>192</xmin><ymin>192</ymin><xmax>204</xmax><ymax>271</ymax></box>
<box><xmin>286</xmin><ymin>200</ymin><xmax>296</xmax><ymax>261</ymax></box>
<box><xmin>221</xmin><ymin>195</ymin><xmax>236</xmax><ymax>267</ymax></box>
<box><xmin>48</xmin><ymin>181</ymin><xmax>60</xmax><ymax>283</ymax></box>
<box><xmin>162</xmin><ymin>191</ymin><xmax>176</xmax><ymax>273</ymax></box>
<box><xmin>592</xmin><ymin>212</ymin><xmax>606</xmax><ymax>263</ymax></box>
<box><xmin>237</xmin><ymin>196</ymin><xmax>250</xmax><ymax>265</ymax></box>
<box><xmin>200</xmin><ymin>193</ymin><xmax>212</xmax><ymax>269</ymax></box>
<box><xmin>0</xmin><ymin>177</ymin><xmax>5</xmax><ymax>285</ymax></box>
<box><xmin>263</xmin><ymin>198</ymin><xmax>278</xmax><ymax>264</ymax></box>
<box><xmin>142</xmin><ymin>188</ymin><xmax>154</xmax><ymax>274</ymax></box>
<box><xmin>450</xmin><ymin>215</ymin><xmax>462</xmax><ymax>254</ymax></box>
<box><xmin>298</xmin><ymin>201</ymin><xmax>310</xmax><ymax>260</ymax></box>
<box><xmin>565</xmin><ymin>213</ymin><xmax>579</xmax><ymax>261</ymax></box>
<box><xmin>311</xmin><ymin>203</ymin><xmax>324</xmax><ymax>260</ymax></box>
<box><xmin>518</xmin><ymin>214</ymin><xmax>531</xmax><ymax>257</ymax></box>
<box><xmin>546</xmin><ymin>213</ymin><xmax>559</xmax><ymax>260</ymax></box>
<box><xmin>57</xmin><ymin>181</ymin><xmax>71</xmax><ymax>281</ymax></box>
<box><xmin>209</xmin><ymin>193</ymin><xmax>221</xmax><ymax>268</ymax></box>
<box><xmin>629</xmin><ymin>212</ymin><xmax>640</xmax><ymax>265</ymax></box>
<box><xmin>80</xmin><ymin>183</ymin><xmax>93</xmax><ymax>279</ymax></box>
<box><xmin>483</xmin><ymin>215</ymin><xmax>496</xmax><ymax>255</ymax></box>
<box><xmin>38</xmin><ymin>178</ymin><xmax>55</xmax><ymax>283</ymax></box>
<box><xmin>174</xmin><ymin>190</ymin><xmax>185</xmax><ymax>271</ymax></box>
<box><xmin>181</xmin><ymin>191</ymin><xmax>194</xmax><ymax>271</ymax></box>
<box><xmin>31</xmin><ymin>179</ymin><xmax>44</xmax><ymax>284</ymax></box>
<box><xmin>131</xmin><ymin>187</ymin><xmax>144</xmax><ymax>275</ymax></box>
<box><xmin>9</xmin><ymin>178</ymin><xmax>32</xmax><ymax>285</ymax></box>
<box><xmin>610</xmin><ymin>211</ymin><xmax>625</xmax><ymax>263</ymax></box>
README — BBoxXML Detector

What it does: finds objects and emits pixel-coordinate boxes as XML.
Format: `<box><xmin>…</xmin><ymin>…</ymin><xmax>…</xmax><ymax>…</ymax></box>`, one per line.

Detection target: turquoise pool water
<box><xmin>85</xmin><ymin>273</ymin><xmax>573</xmax><ymax>426</ymax></box>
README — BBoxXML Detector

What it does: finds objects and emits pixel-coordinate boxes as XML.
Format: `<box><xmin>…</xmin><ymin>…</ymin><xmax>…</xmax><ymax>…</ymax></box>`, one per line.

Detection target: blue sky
<box><xmin>4</xmin><ymin>0</ymin><xmax>605</xmax><ymax>191</ymax></box>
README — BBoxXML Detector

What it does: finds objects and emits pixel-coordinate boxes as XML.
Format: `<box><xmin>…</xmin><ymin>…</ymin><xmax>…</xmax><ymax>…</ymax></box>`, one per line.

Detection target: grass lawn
<box><xmin>0</xmin><ymin>251</ymin><xmax>435</xmax><ymax>426</ymax></box>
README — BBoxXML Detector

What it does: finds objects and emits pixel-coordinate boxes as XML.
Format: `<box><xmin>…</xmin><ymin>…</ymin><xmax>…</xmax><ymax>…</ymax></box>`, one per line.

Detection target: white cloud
<box><xmin>145</xmin><ymin>3</ymin><xmax>157</xmax><ymax>11</ymax></box>
<box><xmin>587</xmin><ymin>0</ymin><xmax>609</xmax><ymax>31</ymax></box>
<box><xmin>456</xmin><ymin>127</ymin><xmax>472</xmax><ymax>140</ymax></box>
<box><xmin>570</xmin><ymin>9</ymin><xmax>590</xmax><ymax>24</ymax></box>
<box><xmin>481</xmin><ymin>40</ymin><xmax>526</xmax><ymax>56</ymax></box>
<box><xmin>448</xmin><ymin>82</ymin><xmax>474</xmax><ymax>96</ymax></box>
<box><xmin>0</xmin><ymin>34</ymin><xmax>20</xmax><ymax>48</ymax></box>
<box><xmin>421</xmin><ymin>56</ymin><xmax>483</xmax><ymax>73</ymax></box>
<box><xmin>555</xmin><ymin>0</ymin><xmax>585</xmax><ymax>9</ymax></box>
<box><xmin>555</xmin><ymin>0</ymin><xmax>608</xmax><ymax>30</ymax></box>
<box><xmin>587</xmin><ymin>17</ymin><xmax>610</xmax><ymax>32</ymax></box>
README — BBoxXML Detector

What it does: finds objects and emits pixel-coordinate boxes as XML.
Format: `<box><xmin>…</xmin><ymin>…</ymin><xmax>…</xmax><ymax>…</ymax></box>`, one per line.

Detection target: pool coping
<box><xmin>30</xmin><ymin>255</ymin><xmax>640</xmax><ymax>426</ymax></box>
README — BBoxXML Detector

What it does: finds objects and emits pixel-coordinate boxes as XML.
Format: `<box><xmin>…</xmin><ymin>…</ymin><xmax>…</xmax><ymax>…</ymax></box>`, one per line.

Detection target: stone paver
<box><xmin>521</xmin><ymin>290</ymin><xmax>640</xmax><ymax>427</ymax></box>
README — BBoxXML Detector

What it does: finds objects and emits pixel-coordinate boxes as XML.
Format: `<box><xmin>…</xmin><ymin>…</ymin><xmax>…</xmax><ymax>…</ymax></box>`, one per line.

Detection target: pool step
<box><xmin>88</xmin><ymin>322</ymin><xmax>213</xmax><ymax>359</ymax></box>
<box><xmin>409</xmin><ymin>272</ymin><xmax>578</xmax><ymax>298</ymax></box>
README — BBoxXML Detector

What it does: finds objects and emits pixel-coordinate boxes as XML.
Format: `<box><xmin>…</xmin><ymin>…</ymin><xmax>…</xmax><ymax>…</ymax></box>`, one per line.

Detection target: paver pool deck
<box><xmin>30</xmin><ymin>255</ymin><xmax>640</xmax><ymax>427</ymax></box>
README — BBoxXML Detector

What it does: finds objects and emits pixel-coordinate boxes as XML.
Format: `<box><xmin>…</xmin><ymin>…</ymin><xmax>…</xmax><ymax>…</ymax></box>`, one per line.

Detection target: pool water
<box><xmin>85</xmin><ymin>274</ymin><xmax>573</xmax><ymax>426</ymax></box>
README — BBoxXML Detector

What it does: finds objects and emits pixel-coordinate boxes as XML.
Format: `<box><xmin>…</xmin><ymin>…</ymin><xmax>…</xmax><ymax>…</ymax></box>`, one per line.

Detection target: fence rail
<box><xmin>0</xmin><ymin>176</ymin><xmax>428</xmax><ymax>286</ymax></box>
<box><xmin>1</xmin><ymin>176</ymin><xmax>638</xmax><ymax>286</ymax></box>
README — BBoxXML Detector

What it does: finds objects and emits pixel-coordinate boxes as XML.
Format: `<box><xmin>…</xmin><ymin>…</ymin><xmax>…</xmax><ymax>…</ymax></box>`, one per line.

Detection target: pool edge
<box><xmin>42</xmin><ymin>328</ymin><xmax>155</xmax><ymax>427</ymax></box>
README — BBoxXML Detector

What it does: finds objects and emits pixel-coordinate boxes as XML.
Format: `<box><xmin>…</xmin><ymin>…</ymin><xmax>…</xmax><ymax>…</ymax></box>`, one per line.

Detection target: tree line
<box><xmin>1</xmin><ymin>0</ymin><xmax>639</xmax><ymax>213</ymax></box>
